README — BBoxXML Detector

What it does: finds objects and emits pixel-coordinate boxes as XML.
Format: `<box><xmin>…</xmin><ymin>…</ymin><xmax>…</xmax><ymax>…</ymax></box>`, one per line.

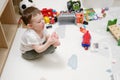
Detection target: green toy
<box><xmin>107</xmin><ymin>19</ymin><xmax>120</xmax><ymax>46</ymax></box>
<box><xmin>107</xmin><ymin>18</ymin><xmax>117</xmax><ymax>31</ymax></box>
<box><xmin>67</xmin><ymin>0</ymin><xmax>81</xmax><ymax>12</ymax></box>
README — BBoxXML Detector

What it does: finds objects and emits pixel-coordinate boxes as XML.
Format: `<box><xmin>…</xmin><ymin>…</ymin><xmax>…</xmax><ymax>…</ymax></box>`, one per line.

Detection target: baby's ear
<box><xmin>27</xmin><ymin>24</ymin><xmax>33</xmax><ymax>29</ymax></box>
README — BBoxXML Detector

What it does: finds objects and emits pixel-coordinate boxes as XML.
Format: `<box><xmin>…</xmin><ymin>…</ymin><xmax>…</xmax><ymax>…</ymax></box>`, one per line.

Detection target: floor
<box><xmin>1</xmin><ymin>0</ymin><xmax>120</xmax><ymax>80</ymax></box>
<box><xmin>0</xmin><ymin>24</ymin><xmax>113</xmax><ymax>80</ymax></box>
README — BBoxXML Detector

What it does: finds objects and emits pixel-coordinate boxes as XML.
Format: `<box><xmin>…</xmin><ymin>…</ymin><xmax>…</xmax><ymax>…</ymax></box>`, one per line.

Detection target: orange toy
<box><xmin>75</xmin><ymin>13</ymin><xmax>84</xmax><ymax>24</ymax></box>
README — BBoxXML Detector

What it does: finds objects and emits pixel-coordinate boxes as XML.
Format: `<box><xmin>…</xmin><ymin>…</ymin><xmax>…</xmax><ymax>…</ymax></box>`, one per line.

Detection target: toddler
<box><xmin>20</xmin><ymin>6</ymin><xmax>60</xmax><ymax>60</ymax></box>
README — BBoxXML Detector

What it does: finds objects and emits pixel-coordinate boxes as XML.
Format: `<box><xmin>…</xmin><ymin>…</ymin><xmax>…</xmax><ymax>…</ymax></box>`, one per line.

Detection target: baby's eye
<box><xmin>38</xmin><ymin>21</ymin><xmax>41</xmax><ymax>23</ymax></box>
<box><xmin>38</xmin><ymin>20</ymin><xmax>42</xmax><ymax>23</ymax></box>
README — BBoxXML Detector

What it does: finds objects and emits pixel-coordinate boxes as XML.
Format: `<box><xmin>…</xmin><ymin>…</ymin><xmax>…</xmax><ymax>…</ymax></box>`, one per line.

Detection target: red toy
<box><xmin>41</xmin><ymin>8</ymin><xmax>57</xmax><ymax>24</ymax></box>
<box><xmin>50</xmin><ymin>17</ymin><xmax>55</xmax><ymax>24</ymax></box>
<box><xmin>41</xmin><ymin>8</ymin><xmax>53</xmax><ymax>17</ymax></box>
<box><xmin>81</xmin><ymin>29</ymin><xmax>91</xmax><ymax>50</ymax></box>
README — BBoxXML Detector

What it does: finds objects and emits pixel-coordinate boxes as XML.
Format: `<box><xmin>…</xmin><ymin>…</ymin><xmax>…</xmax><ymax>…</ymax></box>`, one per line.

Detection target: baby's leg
<box><xmin>43</xmin><ymin>41</ymin><xmax>57</xmax><ymax>54</ymax></box>
<box><xmin>22</xmin><ymin>46</ymin><xmax>56</xmax><ymax>60</ymax></box>
<box><xmin>43</xmin><ymin>45</ymin><xmax>56</xmax><ymax>54</ymax></box>
<box><xmin>22</xmin><ymin>50</ymin><xmax>42</xmax><ymax>60</ymax></box>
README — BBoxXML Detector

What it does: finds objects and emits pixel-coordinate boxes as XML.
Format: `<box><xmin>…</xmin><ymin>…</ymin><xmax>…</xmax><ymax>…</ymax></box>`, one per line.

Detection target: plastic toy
<box><xmin>83</xmin><ymin>21</ymin><xmax>88</xmax><ymax>28</ymax></box>
<box><xmin>75</xmin><ymin>12</ymin><xmax>84</xmax><ymax>24</ymax></box>
<box><xmin>80</xmin><ymin>27</ymin><xmax>86</xmax><ymax>33</ymax></box>
<box><xmin>41</xmin><ymin>8</ymin><xmax>54</xmax><ymax>17</ymax></box>
<box><xmin>101</xmin><ymin>7</ymin><xmax>109</xmax><ymax>17</ymax></box>
<box><xmin>19</xmin><ymin>0</ymin><xmax>35</xmax><ymax>14</ymax></box>
<box><xmin>107</xmin><ymin>18</ymin><xmax>117</xmax><ymax>31</ymax></box>
<box><xmin>75</xmin><ymin>9</ymin><xmax>88</xmax><ymax>26</ymax></box>
<box><xmin>84</xmin><ymin>8</ymin><xmax>98</xmax><ymax>21</ymax></box>
<box><xmin>41</xmin><ymin>8</ymin><xmax>58</xmax><ymax>24</ymax></box>
<box><xmin>58</xmin><ymin>11</ymin><xmax>75</xmax><ymax>24</ymax></box>
<box><xmin>46</xmin><ymin>24</ymin><xmax>52</xmax><ymax>29</ymax></box>
<box><xmin>93</xmin><ymin>43</ymin><xmax>99</xmax><ymax>48</ymax></box>
<box><xmin>81</xmin><ymin>29</ymin><xmax>91</xmax><ymax>50</ymax></box>
<box><xmin>107</xmin><ymin>19</ymin><xmax>120</xmax><ymax>46</ymax></box>
<box><xmin>50</xmin><ymin>17</ymin><xmax>55</xmax><ymax>24</ymax></box>
<box><xmin>67</xmin><ymin>0</ymin><xmax>81</xmax><ymax>12</ymax></box>
<box><xmin>83</xmin><ymin>21</ymin><xmax>88</xmax><ymax>25</ymax></box>
<box><xmin>44</xmin><ymin>16</ymin><xmax>50</xmax><ymax>24</ymax></box>
<box><xmin>58</xmin><ymin>10</ymin><xmax>88</xmax><ymax>25</ymax></box>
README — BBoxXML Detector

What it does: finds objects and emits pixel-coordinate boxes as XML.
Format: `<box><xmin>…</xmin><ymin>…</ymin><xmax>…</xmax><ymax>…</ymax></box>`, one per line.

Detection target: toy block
<box><xmin>107</xmin><ymin>19</ymin><xmax>117</xmax><ymax>31</ymax></box>
<box><xmin>108</xmin><ymin>24</ymin><xmax>120</xmax><ymax>46</ymax></box>
<box><xmin>84</xmin><ymin>8</ymin><xmax>98</xmax><ymax>21</ymax></box>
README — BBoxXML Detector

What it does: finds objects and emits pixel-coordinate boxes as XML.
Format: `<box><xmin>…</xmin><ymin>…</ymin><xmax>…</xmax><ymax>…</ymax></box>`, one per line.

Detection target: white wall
<box><xmin>112</xmin><ymin>0</ymin><xmax>120</xmax><ymax>7</ymax></box>
<box><xmin>33</xmin><ymin>0</ymin><xmax>120</xmax><ymax>10</ymax></box>
<box><xmin>34</xmin><ymin>0</ymin><xmax>68</xmax><ymax>11</ymax></box>
<box><xmin>82</xmin><ymin>0</ymin><xmax>114</xmax><ymax>8</ymax></box>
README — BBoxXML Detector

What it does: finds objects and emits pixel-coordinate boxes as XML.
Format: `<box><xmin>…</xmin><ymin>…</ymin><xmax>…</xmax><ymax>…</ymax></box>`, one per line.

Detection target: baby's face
<box><xmin>31</xmin><ymin>13</ymin><xmax>45</xmax><ymax>32</ymax></box>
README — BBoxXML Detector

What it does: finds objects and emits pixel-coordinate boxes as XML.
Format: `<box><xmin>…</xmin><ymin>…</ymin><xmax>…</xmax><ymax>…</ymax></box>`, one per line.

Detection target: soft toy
<box><xmin>67</xmin><ymin>0</ymin><xmax>81</xmax><ymax>12</ymax></box>
<box><xmin>19</xmin><ymin>0</ymin><xmax>35</xmax><ymax>14</ymax></box>
<box><xmin>41</xmin><ymin>8</ymin><xmax>58</xmax><ymax>24</ymax></box>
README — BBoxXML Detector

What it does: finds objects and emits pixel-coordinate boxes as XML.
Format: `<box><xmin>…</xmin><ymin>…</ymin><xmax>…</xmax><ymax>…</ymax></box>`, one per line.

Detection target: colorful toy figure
<box><xmin>67</xmin><ymin>0</ymin><xmax>81</xmax><ymax>12</ymax></box>
<box><xmin>41</xmin><ymin>8</ymin><xmax>58</xmax><ymax>24</ymax></box>
<box><xmin>75</xmin><ymin>12</ymin><xmax>84</xmax><ymax>24</ymax></box>
<box><xmin>44</xmin><ymin>16</ymin><xmax>50</xmax><ymax>23</ymax></box>
<box><xmin>80</xmin><ymin>27</ymin><xmax>86</xmax><ymax>33</ymax></box>
<box><xmin>81</xmin><ymin>28</ymin><xmax>91</xmax><ymax>50</ymax></box>
<box><xmin>41</xmin><ymin>8</ymin><xmax>53</xmax><ymax>17</ymax></box>
<box><xmin>50</xmin><ymin>17</ymin><xmax>55</xmax><ymax>24</ymax></box>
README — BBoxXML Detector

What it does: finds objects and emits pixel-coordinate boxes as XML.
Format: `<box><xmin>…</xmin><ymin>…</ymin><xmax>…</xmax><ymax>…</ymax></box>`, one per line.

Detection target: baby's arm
<box><xmin>32</xmin><ymin>35</ymin><xmax>56</xmax><ymax>53</ymax></box>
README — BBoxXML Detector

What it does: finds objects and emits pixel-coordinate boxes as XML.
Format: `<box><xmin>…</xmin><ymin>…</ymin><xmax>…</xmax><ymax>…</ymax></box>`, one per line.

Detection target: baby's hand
<box><xmin>47</xmin><ymin>35</ymin><xmax>56</xmax><ymax>45</ymax></box>
<box><xmin>51</xmin><ymin>32</ymin><xmax>60</xmax><ymax>47</ymax></box>
<box><xmin>51</xmin><ymin>32</ymin><xmax>59</xmax><ymax>39</ymax></box>
<box><xmin>53</xmin><ymin>40</ymin><xmax>60</xmax><ymax>47</ymax></box>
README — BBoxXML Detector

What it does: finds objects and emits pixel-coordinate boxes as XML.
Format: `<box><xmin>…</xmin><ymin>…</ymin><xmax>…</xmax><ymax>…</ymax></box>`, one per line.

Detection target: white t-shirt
<box><xmin>20</xmin><ymin>29</ymin><xmax>47</xmax><ymax>53</ymax></box>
